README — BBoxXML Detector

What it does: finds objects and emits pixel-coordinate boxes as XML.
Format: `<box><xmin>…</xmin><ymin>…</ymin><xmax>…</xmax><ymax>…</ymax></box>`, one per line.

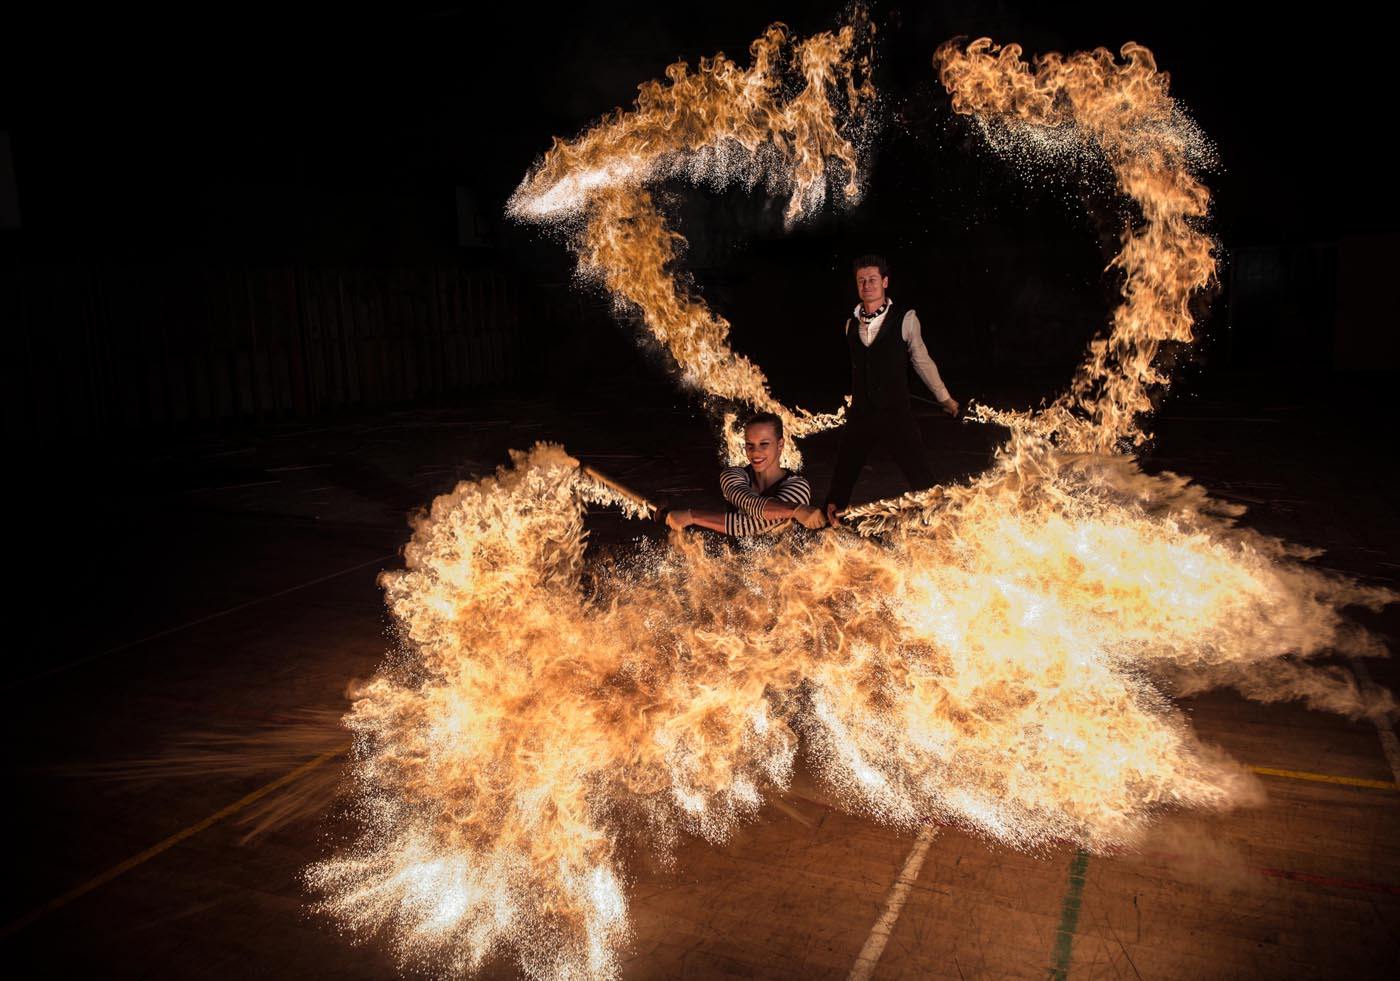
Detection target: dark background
<box><xmin>1</xmin><ymin>0</ymin><xmax>1395</xmax><ymax>438</ymax></box>
<box><xmin>4</xmin><ymin>8</ymin><xmax>1400</xmax><ymax>968</ymax></box>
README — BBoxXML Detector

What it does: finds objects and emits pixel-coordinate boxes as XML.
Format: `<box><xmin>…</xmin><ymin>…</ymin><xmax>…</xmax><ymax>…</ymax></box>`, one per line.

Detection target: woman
<box><xmin>665</xmin><ymin>412</ymin><xmax>826</xmax><ymax>535</ymax></box>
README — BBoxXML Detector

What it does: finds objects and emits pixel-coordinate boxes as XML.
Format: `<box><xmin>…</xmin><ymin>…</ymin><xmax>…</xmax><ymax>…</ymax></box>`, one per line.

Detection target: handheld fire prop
<box><xmin>304</xmin><ymin>18</ymin><xmax>1395</xmax><ymax>981</ymax></box>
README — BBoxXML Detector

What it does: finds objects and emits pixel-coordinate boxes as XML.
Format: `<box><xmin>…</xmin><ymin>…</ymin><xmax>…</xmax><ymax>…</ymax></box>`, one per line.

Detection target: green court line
<box><xmin>1048</xmin><ymin>849</ymin><xmax>1090</xmax><ymax>980</ymax></box>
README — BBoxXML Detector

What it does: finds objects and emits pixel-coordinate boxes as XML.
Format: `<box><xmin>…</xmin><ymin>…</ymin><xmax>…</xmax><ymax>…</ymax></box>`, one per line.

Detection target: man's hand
<box><xmin>825</xmin><ymin>502</ymin><xmax>842</xmax><ymax>527</ymax></box>
<box><xmin>939</xmin><ymin>396</ymin><xmax>960</xmax><ymax>418</ymax></box>
<box><xmin>793</xmin><ymin>504</ymin><xmax>827</xmax><ymax>529</ymax></box>
<box><xmin>665</xmin><ymin>508</ymin><xmax>693</xmax><ymax>531</ymax></box>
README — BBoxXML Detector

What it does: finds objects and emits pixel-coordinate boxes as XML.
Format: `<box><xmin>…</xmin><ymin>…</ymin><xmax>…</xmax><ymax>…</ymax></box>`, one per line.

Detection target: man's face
<box><xmin>855</xmin><ymin>266</ymin><xmax>888</xmax><ymax>306</ymax></box>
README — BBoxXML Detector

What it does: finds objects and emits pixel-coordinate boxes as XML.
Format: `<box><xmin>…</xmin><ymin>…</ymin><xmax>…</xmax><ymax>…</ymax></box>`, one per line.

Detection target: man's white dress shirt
<box><xmin>851</xmin><ymin>297</ymin><xmax>952</xmax><ymax>404</ymax></box>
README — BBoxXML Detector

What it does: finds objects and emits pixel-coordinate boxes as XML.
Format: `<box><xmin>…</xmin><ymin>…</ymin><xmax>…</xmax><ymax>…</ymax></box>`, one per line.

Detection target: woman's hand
<box><xmin>940</xmin><ymin>396</ymin><xmax>960</xmax><ymax>418</ymax></box>
<box><xmin>665</xmin><ymin>508</ymin><xmax>693</xmax><ymax>531</ymax></box>
<box><xmin>793</xmin><ymin>504</ymin><xmax>827</xmax><ymax>529</ymax></box>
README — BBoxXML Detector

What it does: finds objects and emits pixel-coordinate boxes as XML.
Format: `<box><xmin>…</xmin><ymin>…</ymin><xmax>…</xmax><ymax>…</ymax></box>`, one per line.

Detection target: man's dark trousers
<box><xmin>825</xmin><ymin>298</ymin><xmax>938</xmax><ymax>511</ymax></box>
<box><xmin>825</xmin><ymin>405</ymin><xmax>935</xmax><ymax>511</ymax></box>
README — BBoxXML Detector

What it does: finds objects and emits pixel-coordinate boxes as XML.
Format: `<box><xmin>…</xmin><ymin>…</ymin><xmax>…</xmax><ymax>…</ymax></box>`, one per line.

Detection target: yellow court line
<box><xmin>0</xmin><ymin>745</ymin><xmax>348</xmax><ymax>940</ymax></box>
<box><xmin>1249</xmin><ymin>765</ymin><xmax>1399</xmax><ymax>792</ymax></box>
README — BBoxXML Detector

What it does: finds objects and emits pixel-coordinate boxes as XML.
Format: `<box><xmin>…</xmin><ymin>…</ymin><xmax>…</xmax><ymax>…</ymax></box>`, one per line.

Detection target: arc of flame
<box><xmin>508</xmin><ymin>19</ymin><xmax>876</xmax><ymax>466</ymax></box>
<box><xmin>937</xmin><ymin>38</ymin><xmax>1218</xmax><ymax>456</ymax></box>
<box><xmin>851</xmin><ymin>38</ymin><xmax>1221</xmax><ymax>533</ymax></box>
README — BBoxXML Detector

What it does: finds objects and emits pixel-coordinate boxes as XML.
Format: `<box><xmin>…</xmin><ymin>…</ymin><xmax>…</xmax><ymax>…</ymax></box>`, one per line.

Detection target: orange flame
<box><xmin>851</xmin><ymin>38</ymin><xmax>1218</xmax><ymax>532</ymax></box>
<box><xmin>305</xmin><ymin>26</ymin><xmax>1397</xmax><ymax>981</ymax></box>
<box><xmin>508</xmin><ymin>19</ymin><xmax>874</xmax><ymax>465</ymax></box>
<box><xmin>938</xmin><ymin>38</ymin><xmax>1217</xmax><ymax>455</ymax></box>
<box><xmin>307</xmin><ymin>444</ymin><xmax>1391</xmax><ymax>978</ymax></box>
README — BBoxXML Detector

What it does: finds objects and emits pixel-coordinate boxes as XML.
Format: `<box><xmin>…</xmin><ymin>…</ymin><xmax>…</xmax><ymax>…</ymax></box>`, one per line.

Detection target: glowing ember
<box><xmin>305</xmin><ymin>23</ymin><xmax>1396</xmax><ymax>981</ymax></box>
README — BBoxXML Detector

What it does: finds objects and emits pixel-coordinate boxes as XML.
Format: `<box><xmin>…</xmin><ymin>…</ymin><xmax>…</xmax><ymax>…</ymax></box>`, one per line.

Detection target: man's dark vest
<box><xmin>847</xmin><ymin>301</ymin><xmax>911</xmax><ymax>412</ymax></box>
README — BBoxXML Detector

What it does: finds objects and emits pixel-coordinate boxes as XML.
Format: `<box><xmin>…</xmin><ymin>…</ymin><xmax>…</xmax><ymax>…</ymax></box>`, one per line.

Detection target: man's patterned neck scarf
<box><xmin>857</xmin><ymin>298</ymin><xmax>891</xmax><ymax>324</ymax></box>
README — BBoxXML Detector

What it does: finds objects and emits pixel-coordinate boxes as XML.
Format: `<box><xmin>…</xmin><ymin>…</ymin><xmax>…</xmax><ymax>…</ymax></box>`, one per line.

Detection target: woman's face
<box><xmin>744</xmin><ymin>423</ymin><xmax>783</xmax><ymax>473</ymax></box>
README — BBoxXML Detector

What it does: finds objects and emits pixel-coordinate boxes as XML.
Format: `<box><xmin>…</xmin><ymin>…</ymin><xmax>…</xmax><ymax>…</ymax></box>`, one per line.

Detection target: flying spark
<box><xmin>304</xmin><ymin>20</ymin><xmax>1396</xmax><ymax>981</ymax></box>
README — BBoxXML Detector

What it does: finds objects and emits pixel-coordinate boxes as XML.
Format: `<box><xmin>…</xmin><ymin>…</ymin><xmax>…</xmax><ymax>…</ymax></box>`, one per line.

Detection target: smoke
<box><xmin>1121</xmin><ymin>814</ymin><xmax>1266</xmax><ymax>895</ymax></box>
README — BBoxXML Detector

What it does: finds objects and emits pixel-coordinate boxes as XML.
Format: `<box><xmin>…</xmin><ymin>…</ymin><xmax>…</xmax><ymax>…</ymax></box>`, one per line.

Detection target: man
<box><xmin>824</xmin><ymin>254</ymin><xmax>959</xmax><ymax>526</ymax></box>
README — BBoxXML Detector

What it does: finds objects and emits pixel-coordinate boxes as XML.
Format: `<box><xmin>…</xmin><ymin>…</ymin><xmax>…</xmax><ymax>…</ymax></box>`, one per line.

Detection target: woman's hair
<box><xmin>742</xmin><ymin>410</ymin><xmax>784</xmax><ymax>440</ymax></box>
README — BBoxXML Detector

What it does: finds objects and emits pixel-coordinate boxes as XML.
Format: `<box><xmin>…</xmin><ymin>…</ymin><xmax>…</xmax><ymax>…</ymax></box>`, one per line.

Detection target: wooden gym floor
<box><xmin>5</xmin><ymin>376</ymin><xmax>1397</xmax><ymax>978</ymax></box>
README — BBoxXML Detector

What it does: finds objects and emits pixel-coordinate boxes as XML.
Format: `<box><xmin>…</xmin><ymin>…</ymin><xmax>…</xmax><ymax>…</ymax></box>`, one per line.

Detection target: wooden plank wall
<box><xmin>0</xmin><ymin>262</ymin><xmax>520</xmax><ymax>436</ymax></box>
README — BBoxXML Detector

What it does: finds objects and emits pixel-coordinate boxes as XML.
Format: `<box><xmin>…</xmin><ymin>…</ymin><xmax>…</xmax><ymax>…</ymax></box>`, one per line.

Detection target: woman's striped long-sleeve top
<box><xmin>719</xmin><ymin>466</ymin><xmax>812</xmax><ymax>536</ymax></box>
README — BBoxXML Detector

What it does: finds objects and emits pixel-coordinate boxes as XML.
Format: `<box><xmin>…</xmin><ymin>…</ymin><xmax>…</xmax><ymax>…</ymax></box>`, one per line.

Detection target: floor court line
<box><xmin>847</xmin><ymin>824</ymin><xmax>939</xmax><ymax>981</ymax></box>
<box><xmin>6</xmin><ymin>742</ymin><xmax>1391</xmax><ymax>956</ymax></box>
<box><xmin>845</xmin><ymin>761</ymin><xmax>1395</xmax><ymax>979</ymax></box>
<box><xmin>9</xmin><ymin>553</ymin><xmax>396</xmax><ymax>690</ymax></box>
<box><xmin>1347</xmin><ymin>659</ymin><xmax>1400</xmax><ymax>785</ymax></box>
<box><xmin>1048</xmin><ymin>848</ymin><xmax>1091</xmax><ymax>981</ymax></box>
<box><xmin>1</xmin><ymin>745</ymin><xmax>349</xmax><ymax>940</ymax></box>
<box><xmin>1249</xmin><ymin>765</ymin><xmax>1397</xmax><ymax>791</ymax></box>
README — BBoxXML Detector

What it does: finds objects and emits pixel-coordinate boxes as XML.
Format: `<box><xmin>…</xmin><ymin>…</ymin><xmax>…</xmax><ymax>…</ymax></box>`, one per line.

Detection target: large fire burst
<box><xmin>303</xmin><ymin>18</ymin><xmax>1395</xmax><ymax>981</ymax></box>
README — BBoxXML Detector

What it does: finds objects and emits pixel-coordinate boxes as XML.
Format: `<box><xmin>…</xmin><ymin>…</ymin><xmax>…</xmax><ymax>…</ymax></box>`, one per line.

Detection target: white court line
<box><xmin>848</xmin><ymin>825</ymin><xmax>939</xmax><ymax>981</ymax></box>
<box><xmin>1349</xmin><ymin>659</ymin><xmax>1400</xmax><ymax>784</ymax></box>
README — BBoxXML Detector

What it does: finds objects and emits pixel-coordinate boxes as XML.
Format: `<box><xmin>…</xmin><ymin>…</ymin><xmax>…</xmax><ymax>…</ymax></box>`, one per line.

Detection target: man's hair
<box><xmin>742</xmin><ymin>410</ymin><xmax>784</xmax><ymax>439</ymax></box>
<box><xmin>852</xmin><ymin>253</ymin><xmax>889</xmax><ymax>278</ymax></box>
